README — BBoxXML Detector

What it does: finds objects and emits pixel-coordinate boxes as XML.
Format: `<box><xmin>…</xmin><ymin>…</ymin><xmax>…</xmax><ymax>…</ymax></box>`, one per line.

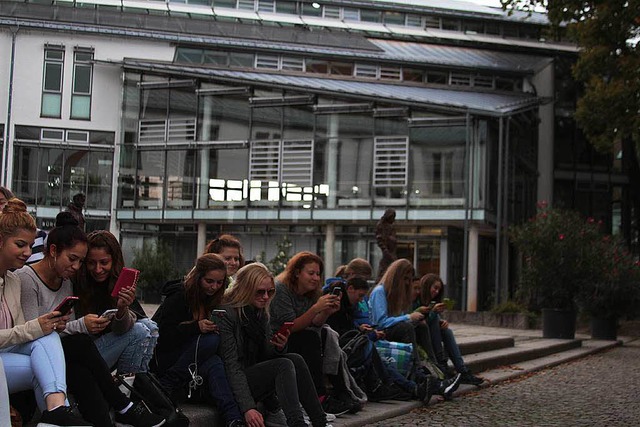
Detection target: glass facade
<box><xmin>120</xmin><ymin>73</ymin><xmax>523</xmax><ymax>213</ymax></box>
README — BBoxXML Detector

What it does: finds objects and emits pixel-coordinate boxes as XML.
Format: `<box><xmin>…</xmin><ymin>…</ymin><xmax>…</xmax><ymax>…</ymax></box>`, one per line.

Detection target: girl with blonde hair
<box><xmin>0</xmin><ymin>199</ymin><xmax>90</xmax><ymax>426</ymax></box>
<box><xmin>219</xmin><ymin>263</ymin><xmax>330</xmax><ymax>427</ymax></box>
<box><xmin>369</xmin><ymin>259</ymin><xmax>455</xmax><ymax>380</ymax></box>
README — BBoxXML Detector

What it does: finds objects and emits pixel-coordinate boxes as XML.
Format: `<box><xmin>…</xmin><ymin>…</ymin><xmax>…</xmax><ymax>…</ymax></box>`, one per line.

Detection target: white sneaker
<box><xmin>301</xmin><ymin>406</ymin><xmax>335</xmax><ymax>425</ymax></box>
<box><xmin>265</xmin><ymin>409</ymin><xmax>288</xmax><ymax>427</ymax></box>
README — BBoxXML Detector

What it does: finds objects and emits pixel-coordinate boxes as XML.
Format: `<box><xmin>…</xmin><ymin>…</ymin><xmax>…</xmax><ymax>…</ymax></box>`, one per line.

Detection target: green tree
<box><xmin>501</xmin><ymin>0</ymin><xmax>640</xmax><ymax>252</ymax></box>
<box><xmin>265</xmin><ymin>235</ymin><xmax>293</xmax><ymax>276</ymax></box>
<box><xmin>131</xmin><ymin>240</ymin><xmax>178</xmax><ymax>302</ymax></box>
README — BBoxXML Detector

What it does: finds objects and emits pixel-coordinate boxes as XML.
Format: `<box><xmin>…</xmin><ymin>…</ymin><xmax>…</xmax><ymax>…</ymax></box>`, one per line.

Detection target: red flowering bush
<box><xmin>510</xmin><ymin>202</ymin><xmax>608</xmax><ymax>311</ymax></box>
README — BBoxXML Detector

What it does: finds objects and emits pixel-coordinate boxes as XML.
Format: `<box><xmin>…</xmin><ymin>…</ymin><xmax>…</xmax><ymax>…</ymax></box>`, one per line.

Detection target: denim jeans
<box><xmin>94</xmin><ymin>318</ymin><xmax>159</xmax><ymax>374</ymax></box>
<box><xmin>0</xmin><ymin>358</ymin><xmax>11</xmax><ymax>425</ymax></box>
<box><xmin>0</xmin><ymin>332</ymin><xmax>67</xmax><ymax>410</ymax></box>
<box><xmin>428</xmin><ymin>315</ymin><xmax>466</xmax><ymax>372</ymax></box>
<box><xmin>159</xmin><ymin>333</ymin><xmax>243</xmax><ymax>424</ymax></box>
<box><xmin>244</xmin><ymin>354</ymin><xmax>326</xmax><ymax>427</ymax></box>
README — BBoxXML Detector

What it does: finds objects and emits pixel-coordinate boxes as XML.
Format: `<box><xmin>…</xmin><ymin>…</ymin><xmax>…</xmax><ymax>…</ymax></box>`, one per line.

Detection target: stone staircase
<box><xmin>178</xmin><ymin>327</ymin><xmax>622</xmax><ymax>427</ymax></box>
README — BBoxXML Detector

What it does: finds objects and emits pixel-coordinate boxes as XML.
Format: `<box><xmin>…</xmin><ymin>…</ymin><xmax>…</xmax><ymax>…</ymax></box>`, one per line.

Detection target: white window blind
<box><xmin>374</xmin><ymin>136</ymin><xmax>408</xmax><ymax>187</ymax></box>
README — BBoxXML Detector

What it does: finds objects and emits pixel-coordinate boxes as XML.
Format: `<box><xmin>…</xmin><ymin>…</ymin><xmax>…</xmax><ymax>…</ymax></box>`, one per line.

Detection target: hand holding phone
<box><xmin>274</xmin><ymin>321</ymin><xmax>294</xmax><ymax>337</ymax></box>
<box><xmin>111</xmin><ymin>268</ymin><xmax>140</xmax><ymax>298</ymax></box>
<box><xmin>210</xmin><ymin>309</ymin><xmax>226</xmax><ymax>324</ymax></box>
<box><xmin>100</xmin><ymin>308</ymin><xmax>118</xmax><ymax>320</ymax></box>
<box><xmin>53</xmin><ymin>296</ymin><xmax>79</xmax><ymax>316</ymax></box>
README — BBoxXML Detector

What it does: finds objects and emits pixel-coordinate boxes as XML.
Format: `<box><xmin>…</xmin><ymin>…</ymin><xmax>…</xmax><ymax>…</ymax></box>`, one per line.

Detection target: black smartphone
<box><xmin>210</xmin><ymin>309</ymin><xmax>226</xmax><ymax>323</ymax></box>
<box><xmin>428</xmin><ymin>301</ymin><xmax>437</xmax><ymax>310</ymax></box>
<box><xmin>53</xmin><ymin>296</ymin><xmax>79</xmax><ymax>316</ymax></box>
<box><xmin>331</xmin><ymin>286</ymin><xmax>343</xmax><ymax>296</ymax></box>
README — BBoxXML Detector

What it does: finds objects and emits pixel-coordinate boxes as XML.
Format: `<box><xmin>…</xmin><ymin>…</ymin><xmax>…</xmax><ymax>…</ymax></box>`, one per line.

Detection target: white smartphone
<box><xmin>100</xmin><ymin>308</ymin><xmax>118</xmax><ymax>320</ymax></box>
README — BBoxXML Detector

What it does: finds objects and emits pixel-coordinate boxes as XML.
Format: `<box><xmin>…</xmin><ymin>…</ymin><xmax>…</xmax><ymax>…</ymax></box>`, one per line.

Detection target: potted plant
<box><xmin>578</xmin><ymin>238</ymin><xmax>640</xmax><ymax>340</ymax></box>
<box><xmin>510</xmin><ymin>202</ymin><xmax>605</xmax><ymax>338</ymax></box>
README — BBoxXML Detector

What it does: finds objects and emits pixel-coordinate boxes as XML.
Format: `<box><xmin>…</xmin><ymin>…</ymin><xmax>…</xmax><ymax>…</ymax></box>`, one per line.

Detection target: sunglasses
<box><xmin>255</xmin><ymin>288</ymin><xmax>276</xmax><ymax>298</ymax></box>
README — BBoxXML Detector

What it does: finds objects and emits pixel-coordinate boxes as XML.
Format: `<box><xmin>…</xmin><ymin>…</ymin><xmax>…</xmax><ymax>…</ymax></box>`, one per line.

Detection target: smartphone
<box><xmin>428</xmin><ymin>301</ymin><xmax>437</xmax><ymax>309</ymax></box>
<box><xmin>331</xmin><ymin>286</ymin><xmax>343</xmax><ymax>296</ymax></box>
<box><xmin>100</xmin><ymin>308</ymin><xmax>118</xmax><ymax>320</ymax></box>
<box><xmin>111</xmin><ymin>267</ymin><xmax>140</xmax><ymax>298</ymax></box>
<box><xmin>53</xmin><ymin>296</ymin><xmax>79</xmax><ymax>316</ymax></box>
<box><xmin>210</xmin><ymin>309</ymin><xmax>226</xmax><ymax>323</ymax></box>
<box><xmin>275</xmin><ymin>321</ymin><xmax>294</xmax><ymax>336</ymax></box>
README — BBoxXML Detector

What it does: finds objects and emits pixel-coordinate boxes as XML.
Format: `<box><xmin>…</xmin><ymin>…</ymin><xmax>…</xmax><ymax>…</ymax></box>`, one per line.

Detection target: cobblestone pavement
<box><xmin>371</xmin><ymin>340</ymin><xmax>640</xmax><ymax>427</ymax></box>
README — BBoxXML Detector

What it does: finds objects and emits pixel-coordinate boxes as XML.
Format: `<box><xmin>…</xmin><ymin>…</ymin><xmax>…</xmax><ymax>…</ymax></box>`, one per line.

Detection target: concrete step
<box><xmin>332</xmin><ymin>338</ymin><xmax>624</xmax><ymax>427</ymax></box>
<box><xmin>463</xmin><ymin>338</ymin><xmax>583</xmax><ymax>373</ymax></box>
<box><xmin>457</xmin><ymin>335</ymin><xmax>515</xmax><ymax>355</ymax></box>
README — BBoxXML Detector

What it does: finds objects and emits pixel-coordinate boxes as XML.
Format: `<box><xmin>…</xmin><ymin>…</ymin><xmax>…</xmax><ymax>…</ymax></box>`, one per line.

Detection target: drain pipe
<box><xmin>2</xmin><ymin>25</ymin><xmax>18</xmax><ymax>186</ymax></box>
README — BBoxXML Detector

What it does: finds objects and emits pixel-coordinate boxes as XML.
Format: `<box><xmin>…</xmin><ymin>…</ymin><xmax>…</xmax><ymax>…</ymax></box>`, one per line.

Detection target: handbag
<box><xmin>375</xmin><ymin>340</ymin><xmax>414</xmax><ymax>378</ymax></box>
<box><xmin>117</xmin><ymin>372</ymin><xmax>190</xmax><ymax>427</ymax></box>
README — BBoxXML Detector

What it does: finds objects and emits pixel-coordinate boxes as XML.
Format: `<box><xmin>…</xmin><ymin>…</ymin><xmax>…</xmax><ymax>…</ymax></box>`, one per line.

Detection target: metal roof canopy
<box><xmin>124</xmin><ymin>60</ymin><xmax>541</xmax><ymax>117</ymax></box>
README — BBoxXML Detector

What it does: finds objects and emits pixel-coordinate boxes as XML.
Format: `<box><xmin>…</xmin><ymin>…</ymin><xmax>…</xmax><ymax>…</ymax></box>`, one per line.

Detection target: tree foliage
<box><xmin>501</xmin><ymin>0</ymin><xmax>639</xmax><ymax>151</ymax></box>
<box><xmin>131</xmin><ymin>240</ymin><xmax>178</xmax><ymax>294</ymax></box>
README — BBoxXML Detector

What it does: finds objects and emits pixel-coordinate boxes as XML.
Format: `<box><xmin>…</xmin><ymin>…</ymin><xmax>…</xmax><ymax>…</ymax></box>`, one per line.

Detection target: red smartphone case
<box><xmin>111</xmin><ymin>267</ymin><xmax>140</xmax><ymax>298</ymax></box>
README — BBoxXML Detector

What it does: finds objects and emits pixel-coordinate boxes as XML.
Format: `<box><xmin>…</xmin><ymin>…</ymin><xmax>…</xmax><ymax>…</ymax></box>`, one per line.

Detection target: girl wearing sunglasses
<box><xmin>218</xmin><ymin>263</ymin><xmax>330</xmax><ymax>427</ymax></box>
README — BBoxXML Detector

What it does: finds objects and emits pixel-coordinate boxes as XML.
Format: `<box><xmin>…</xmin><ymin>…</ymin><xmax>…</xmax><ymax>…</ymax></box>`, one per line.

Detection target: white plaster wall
<box><xmin>9</xmin><ymin>29</ymin><xmax>175</xmax><ymax>132</ymax></box>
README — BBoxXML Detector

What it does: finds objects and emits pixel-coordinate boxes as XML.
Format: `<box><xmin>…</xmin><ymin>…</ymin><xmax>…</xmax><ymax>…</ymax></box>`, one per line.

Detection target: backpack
<box><xmin>339</xmin><ymin>330</ymin><xmax>382</xmax><ymax>393</ymax></box>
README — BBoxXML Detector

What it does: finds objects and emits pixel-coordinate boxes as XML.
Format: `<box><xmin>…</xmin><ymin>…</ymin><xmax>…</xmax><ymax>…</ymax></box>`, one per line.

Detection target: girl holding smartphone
<box><xmin>0</xmin><ymin>199</ymin><xmax>90</xmax><ymax>426</ymax></box>
<box><xmin>153</xmin><ymin>253</ymin><xmax>245</xmax><ymax>427</ymax></box>
<box><xmin>219</xmin><ymin>263</ymin><xmax>330</xmax><ymax>427</ymax></box>
<box><xmin>18</xmin><ymin>212</ymin><xmax>165</xmax><ymax>427</ymax></box>
<box><xmin>74</xmin><ymin>230</ymin><xmax>158</xmax><ymax>374</ymax></box>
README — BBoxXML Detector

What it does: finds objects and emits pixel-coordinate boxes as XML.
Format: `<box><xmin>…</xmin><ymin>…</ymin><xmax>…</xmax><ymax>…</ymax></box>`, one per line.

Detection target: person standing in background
<box><xmin>66</xmin><ymin>193</ymin><xmax>86</xmax><ymax>232</ymax></box>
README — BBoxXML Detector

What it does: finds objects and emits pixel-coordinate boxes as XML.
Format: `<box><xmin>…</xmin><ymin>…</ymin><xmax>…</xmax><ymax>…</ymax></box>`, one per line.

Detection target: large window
<box><xmin>71</xmin><ymin>49</ymin><xmax>94</xmax><ymax>119</ymax></box>
<box><xmin>12</xmin><ymin>144</ymin><xmax>113</xmax><ymax>209</ymax></box>
<box><xmin>41</xmin><ymin>47</ymin><xmax>64</xmax><ymax>118</ymax></box>
<box><xmin>410</xmin><ymin>124</ymin><xmax>466</xmax><ymax>200</ymax></box>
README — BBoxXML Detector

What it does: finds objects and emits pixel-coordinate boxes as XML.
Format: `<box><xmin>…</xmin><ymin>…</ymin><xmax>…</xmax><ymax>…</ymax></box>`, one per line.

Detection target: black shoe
<box><xmin>321</xmin><ymin>396</ymin><xmax>351</xmax><ymax>417</ymax></box>
<box><xmin>386</xmin><ymin>383</ymin><xmax>413</xmax><ymax>401</ymax></box>
<box><xmin>39</xmin><ymin>406</ymin><xmax>93</xmax><ymax>426</ymax></box>
<box><xmin>114</xmin><ymin>401</ymin><xmax>166</xmax><ymax>427</ymax></box>
<box><xmin>433</xmin><ymin>373</ymin><xmax>462</xmax><ymax>399</ymax></box>
<box><xmin>338</xmin><ymin>392</ymin><xmax>363</xmax><ymax>414</ymax></box>
<box><xmin>460</xmin><ymin>371</ymin><xmax>484</xmax><ymax>386</ymax></box>
<box><xmin>368</xmin><ymin>384</ymin><xmax>402</xmax><ymax>402</ymax></box>
<box><xmin>415</xmin><ymin>377</ymin><xmax>433</xmax><ymax>403</ymax></box>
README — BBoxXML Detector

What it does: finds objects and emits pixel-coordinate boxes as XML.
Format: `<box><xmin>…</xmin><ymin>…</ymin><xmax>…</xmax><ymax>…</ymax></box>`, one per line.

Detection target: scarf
<box><xmin>240</xmin><ymin>305</ymin><xmax>268</xmax><ymax>367</ymax></box>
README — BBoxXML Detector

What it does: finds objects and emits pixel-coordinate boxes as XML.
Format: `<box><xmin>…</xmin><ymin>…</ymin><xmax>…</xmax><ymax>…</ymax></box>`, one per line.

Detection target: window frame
<box><xmin>41</xmin><ymin>47</ymin><xmax>65</xmax><ymax>118</ymax></box>
<box><xmin>70</xmin><ymin>48</ymin><xmax>94</xmax><ymax>120</ymax></box>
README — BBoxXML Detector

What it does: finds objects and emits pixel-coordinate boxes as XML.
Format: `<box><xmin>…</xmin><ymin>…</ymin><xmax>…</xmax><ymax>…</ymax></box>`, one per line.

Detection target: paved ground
<box><xmin>369</xmin><ymin>340</ymin><xmax>640</xmax><ymax>426</ymax></box>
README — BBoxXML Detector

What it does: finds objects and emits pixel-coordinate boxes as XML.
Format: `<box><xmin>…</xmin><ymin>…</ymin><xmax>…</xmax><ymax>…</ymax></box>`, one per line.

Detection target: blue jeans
<box><xmin>94</xmin><ymin>318</ymin><xmax>159</xmax><ymax>374</ymax></box>
<box><xmin>0</xmin><ymin>358</ymin><xmax>10</xmax><ymax>425</ymax></box>
<box><xmin>428</xmin><ymin>315</ymin><xmax>466</xmax><ymax>372</ymax></box>
<box><xmin>159</xmin><ymin>333</ymin><xmax>243</xmax><ymax>424</ymax></box>
<box><xmin>0</xmin><ymin>333</ymin><xmax>67</xmax><ymax>410</ymax></box>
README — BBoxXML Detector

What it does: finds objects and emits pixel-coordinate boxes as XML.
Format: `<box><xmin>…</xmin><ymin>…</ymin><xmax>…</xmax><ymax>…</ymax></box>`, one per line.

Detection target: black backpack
<box><xmin>339</xmin><ymin>330</ymin><xmax>382</xmax><ymax>393</ymax></box>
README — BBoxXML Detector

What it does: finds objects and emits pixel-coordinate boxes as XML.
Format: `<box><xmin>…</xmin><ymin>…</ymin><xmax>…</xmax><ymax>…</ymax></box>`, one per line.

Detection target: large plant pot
<box><xmin>542</xmin><ymin>308</ymin><xmax>576</xmax><ymax>339</ymax></box>
<box><xmin>590</xmin><ymin>316</ymin><xmax>618</xmax><ymax>340</ymax></box>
